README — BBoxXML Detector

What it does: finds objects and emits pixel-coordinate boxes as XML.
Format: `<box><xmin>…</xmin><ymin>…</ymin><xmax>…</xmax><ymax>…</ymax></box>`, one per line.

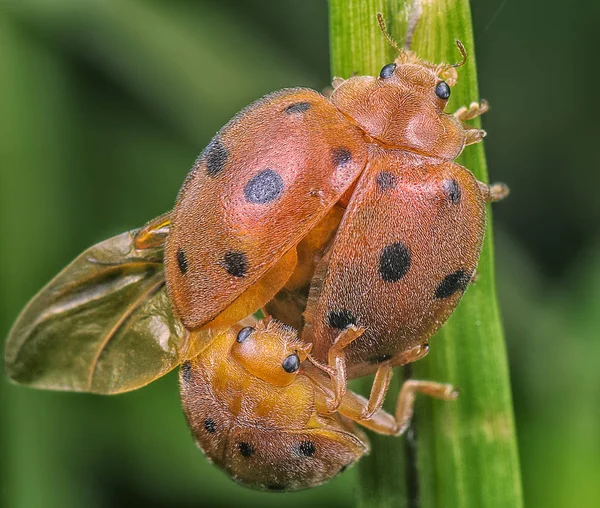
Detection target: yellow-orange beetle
<box><xmin>180</xmin><ymin>319</ymin><xmax>456</xmax><ymax>491</ymax></box>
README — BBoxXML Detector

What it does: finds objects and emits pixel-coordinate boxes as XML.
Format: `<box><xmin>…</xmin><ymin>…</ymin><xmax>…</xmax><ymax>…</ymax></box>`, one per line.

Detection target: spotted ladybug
<box><xmin>179</xmin><ymin>319</ymin><xmax>456</xmax><ymax>491</ymax></box>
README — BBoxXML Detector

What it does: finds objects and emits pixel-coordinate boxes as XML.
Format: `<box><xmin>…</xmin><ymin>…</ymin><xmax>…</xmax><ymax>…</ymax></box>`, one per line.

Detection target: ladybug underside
<box><xmin>180</xmin><ymin>326</ymin><xmax>367</xmax><ymax>491</ymax></box>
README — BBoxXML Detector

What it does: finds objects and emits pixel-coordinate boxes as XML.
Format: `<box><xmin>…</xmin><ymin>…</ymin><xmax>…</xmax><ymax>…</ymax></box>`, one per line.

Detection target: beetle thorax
<box><xmin>330</xmin><ymin>62</ymin><xmax>466</xmax><ymax>160</ymax></box>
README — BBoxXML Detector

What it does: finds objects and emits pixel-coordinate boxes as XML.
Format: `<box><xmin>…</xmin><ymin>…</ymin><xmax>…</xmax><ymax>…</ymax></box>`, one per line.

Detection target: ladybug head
<box><xmin>230</xmin><ymin>320</ymin><xmax>312</xmax><ymax>387</ymax></box>
<box><xmin>373</xmin><ymin>12</ymin><xmax>465</xmax><ymax>89</ymax></box>
<box><xmin>329</xmin><ymin>16</ymin><xmax>469</xmax><ymax>160</ymax></box>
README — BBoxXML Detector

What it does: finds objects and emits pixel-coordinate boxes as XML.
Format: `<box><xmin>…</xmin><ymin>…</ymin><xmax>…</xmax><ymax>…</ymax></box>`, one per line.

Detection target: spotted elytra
<box><xmin>179</xmin><ymin>320</ymin><xmax>456</xmax><ymax>491</ymax></box>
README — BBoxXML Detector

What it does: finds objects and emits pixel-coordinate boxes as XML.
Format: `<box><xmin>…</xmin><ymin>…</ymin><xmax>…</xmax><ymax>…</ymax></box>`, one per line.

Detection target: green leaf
<box><xmin>4</xmin><ymin>228</ymin><xmax>186</xmax><ymax>394</ymax></box>
<box><xmin>329</xmin><ymin>1</ymin><xmax>523</xmax><ymax>507</ymax></box>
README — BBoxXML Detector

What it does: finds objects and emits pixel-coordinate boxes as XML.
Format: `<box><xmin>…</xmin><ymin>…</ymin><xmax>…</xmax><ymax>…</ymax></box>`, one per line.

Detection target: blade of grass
<box><xmin>329</xmin><ymin>1</ymin><xmax>523</xmax><ymax>507</ymax></box>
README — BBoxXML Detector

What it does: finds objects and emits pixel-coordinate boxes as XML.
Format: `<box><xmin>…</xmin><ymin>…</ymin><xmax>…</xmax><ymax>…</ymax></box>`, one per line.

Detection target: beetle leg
<box><xmin>331</xmin><ymin>379</ymin><xmax>458</xmax><ymax>436</ymax></box>
<box><xmin>388</xmin><ymin>342</ymin><xmax>430</xmax><ymax>368</ymax></box>
<box><xmin>326</xmin><ymin>388</ymin><xmax>399</xmax><ymax>435</ymax></box>
<box><xmin>454</xmin><ymin>99</ymin><xmax>489</xmax><ymax>121</ymax></box>
<box><xmin>324</xmin><ymin>325</ymin><xmax>365</xmax><ymax>412</ymax></box>
<box><xmin>322</xmin><ymin>77</ymin><xmax>346</xmax><ymax>99</ymax></box>
<box><xmin>464</xmin><ymin>127</ymin><xmax>487</xmax><ymax>146</ymax></box>
<box><xmin>388</xmin><ymin>380</ymin><xmax>458</xmax><ymax>436</ymax></box>
<box><xmin>359</xmin><ymin>364</ymin><xmax>393</xmax><ymax>419</ymax></box>
<box><xmin>133</xmin><ymin>211</ymin><xmax>171</xmax><ymax>250</ymax></box>
<box><xmin>321</xmin><ymin>85</ymin><xmax>335</xmax><ymax>99</ymax></box>
<box><xmin>332</xmin><ymin>77</ymin><xmax>345</xmax><ymax>89</ymax></box>
<box><xmin>359</xmin><ymin>343</ymin><xmax>430</xmax><ymax>420</ymax></box>
<box><xmin>456</xmin><ymin>100</ymin><xmax>489</xmax><ymax>146</ymax></box>
<box><xmin>478</xmin><ymin>181</ymin><xmax>510</xmax><ymax>203</ymax></box>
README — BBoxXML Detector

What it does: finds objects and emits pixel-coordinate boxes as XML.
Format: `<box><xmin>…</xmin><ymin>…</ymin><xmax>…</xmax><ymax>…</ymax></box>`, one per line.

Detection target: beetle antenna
<box><xmin>452</xmin><ymin>40</ymin><xmax>468</xmax><ymax>67</ymax></box>
<box><xmin>376</xmin><ymin>13</ymin><xmax>402</xmax><ymax>54</ymax></box>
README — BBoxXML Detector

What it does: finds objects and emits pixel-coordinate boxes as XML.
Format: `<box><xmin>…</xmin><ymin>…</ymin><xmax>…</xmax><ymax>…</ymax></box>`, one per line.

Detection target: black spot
<box><xmin>332</xmin><ymin>147</ymin><xmax>352</xmax><ymax>168</ymax></box>
<box><xmin>379</xmin><ymin>242</ymin><xmax>411</xmax><ymax>283</ymax></box>
<box><xmin>326</xmin><ymin>309</ymin><xmax>357</xmax><ymax>330</ymax></box>
<box><xmin>379</xmin><ymin>63</ymin><xmax>397</xmax><ymax>79</ymax></box>
<box><xmin>237</xmin><ymin>326</ymin><xmax>254</xmax><ymax>343</ymax></box>
<box><xmin>176</xmin><ymin>248</ymin><xmax>188</xmax><ymax>274</ymax></box>
<box><xmin>376</xmin><ymin>171</ymin><xmax>396</xmax><ymax>191</ymax></box>
<box><xmin>434</xmin><ymin>270</ymin><xmax>471</xmax><ymax>299</ymax></box>
<box><xmin>368</xmin><ymin>353</ymin><xmax>393</xmax><ymax>364</ymax></box>
<box><xmin>435</xmin><ymin>81</ymin><xmax>451</xmax><ymax>100</ymax></box>
<box><xmin>203</xmin><ymin>137</ymin><xmax>229</xmax><ymax>177</ymax></box>
<box><xmin>237</xmin><ymin>441</ymin><xmax>254</xmax><ymax>457</ymax></box>
<box><xmin>244</xmin><ymin>169</ymin><xmax>284</xmax><ymax>204</ymax></box>
<box><xmin>204</xmin><ymin>418</ymin><xmax>216</xmax><ymax>433</ymax></box>
<box><xmin>222</xmin><ymin>251</ymin><xmax>248</xmax><ymax>277</ymax></box>
<box><xmin>282</xmin><ymin>354</ymin><xmax>300</xmax><ymax>373</ymax></box>
<box><xmin>285</xmin><ymin>102</ymin><xmax>311</xmax><ymax>114</ymax></box>
<box><xmin>266</xmin><ymin>484</ymin><xmax>286</xmax><ymax>492</ymax></box>
<box><xmin>180</xmin><ymin>361</ymin><xmax>192</xmax><ymax>382</ymax></box>
<box><xmin>443</xmin><ymin>179</ymin><xmax>461</xmax><ymax>204</ymax></box>
<box><xmin>298</xmin><ymin>440</ymin><xmax>316</xmax><ymax>457</ymax></box>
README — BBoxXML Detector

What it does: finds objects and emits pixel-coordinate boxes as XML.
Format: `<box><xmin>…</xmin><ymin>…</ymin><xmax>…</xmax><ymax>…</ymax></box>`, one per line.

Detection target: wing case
<box><xmin>165</xmin><ymin>88</ymin><xmax>368</xmax><ymax>330</ymax></box>
<box><xmin>304</xmin><ymin>148</ymin><xmax>487</xmax><ymax>377</ymax></box>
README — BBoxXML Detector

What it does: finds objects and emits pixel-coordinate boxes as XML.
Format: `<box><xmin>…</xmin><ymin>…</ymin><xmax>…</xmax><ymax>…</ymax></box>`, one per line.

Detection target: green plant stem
<box><xmin>329</xmin><ymin>1</ymin><xmax>524</xmax><ymax>507</ymax></box>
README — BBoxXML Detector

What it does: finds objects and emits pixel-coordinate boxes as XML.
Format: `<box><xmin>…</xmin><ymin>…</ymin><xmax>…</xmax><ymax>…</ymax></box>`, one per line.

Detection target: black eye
<box><xmin>435</xmin><ymin>81</ymin><xmax>451</xmax><ymax>100</ymax></box>
<box><xmin>236</xmin><ymin>326</ymin><xmax>254</xmax><ymax>343</ymax></box>
<box><xmin>379</xmin><ymin>63</ymin><xmax>396</xmax><ymax>79</ymax></box>
<box><xmin>282</xmin><ymin>353</ymin><xmax>300</xmax><ymax>373</ymax></box>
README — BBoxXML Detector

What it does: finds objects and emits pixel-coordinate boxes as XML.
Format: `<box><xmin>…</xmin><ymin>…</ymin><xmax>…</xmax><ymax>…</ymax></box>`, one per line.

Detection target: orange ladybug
<box><xmin>179</xmin><ymin>319</ymin><xmax>456</xmax><ymax>491</ymax></box>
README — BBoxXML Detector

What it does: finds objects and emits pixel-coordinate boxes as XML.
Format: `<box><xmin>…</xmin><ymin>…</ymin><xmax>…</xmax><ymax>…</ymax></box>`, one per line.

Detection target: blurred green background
<box><xmin>1</xmin><ymin>1</ymin><xmax>598</xmax><ymax>507</ymax></box>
